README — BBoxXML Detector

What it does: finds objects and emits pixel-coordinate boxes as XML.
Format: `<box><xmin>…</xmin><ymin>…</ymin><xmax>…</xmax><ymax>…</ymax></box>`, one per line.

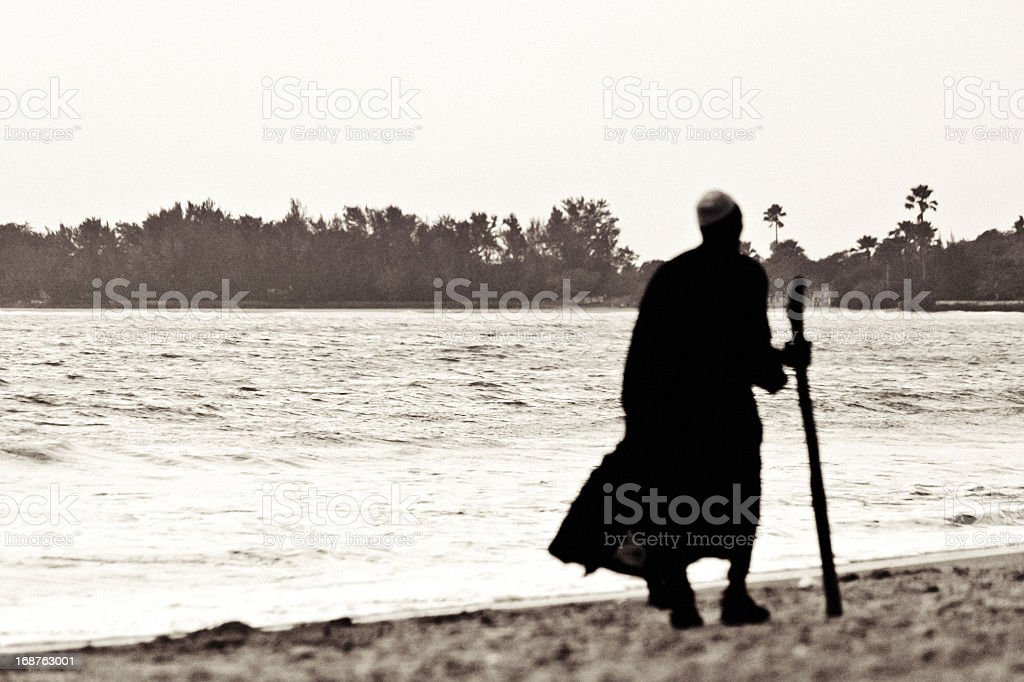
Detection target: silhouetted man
<box><xmin>621</xmin><ymin>190</ymin><xmax>806</xmax><ymax>628</ymax></box>
<box><xmin>550</xmin><ymin>190</ymin><xmax>807</xmax><ymax>629</ymax></box>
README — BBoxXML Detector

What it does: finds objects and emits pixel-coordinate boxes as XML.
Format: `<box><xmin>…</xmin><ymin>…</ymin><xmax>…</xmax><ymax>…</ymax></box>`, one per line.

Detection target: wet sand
<box><xmin>9</xmin><ymin>549</ymin><xmax>1024</xmax><ymax>681</ymax></box>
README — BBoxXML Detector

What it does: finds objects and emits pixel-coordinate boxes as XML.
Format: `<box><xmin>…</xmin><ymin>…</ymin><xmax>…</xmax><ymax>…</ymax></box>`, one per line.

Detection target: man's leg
<box><xmin>645</xmin><ymin>551</ymin><xmax>703</xmax><ymax>629</ymax></box>
<box><xmin>726</xmin><ymin>543</ymin><xmax>752</xmax><ymax>591</ymax></box>
<box><xmin>721</xmin><ymin>543</ymin><xmax>770</xmax><ymax>625</ymax></box>
<box><xmin>645</xmin><ymin>561</ymin><xmax>693</xmax><ymax>607</ymax></box>
<box><xmin>645</xmin><ymin>549</ymin><xmax>691</xmax><ymax>607</ymax></box>
<box><xmin>666</xmin><ymin>564</ymin><xmax>703</xmax><ymax>629</ymax></box>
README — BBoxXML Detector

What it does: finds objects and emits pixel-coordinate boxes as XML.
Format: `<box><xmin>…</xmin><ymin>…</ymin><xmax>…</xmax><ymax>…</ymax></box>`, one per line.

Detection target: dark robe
<box><xmin>550</xmin><ymin>243</ymin><xmax>786</xmax><ymax>575</ymax></box>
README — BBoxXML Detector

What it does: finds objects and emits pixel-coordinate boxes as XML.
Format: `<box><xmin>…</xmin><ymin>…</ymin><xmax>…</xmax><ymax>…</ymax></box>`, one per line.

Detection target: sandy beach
<box><xmin>8</xmin><ymin>548</ymin><xmax>1024</xmax><ymax>681</ymax></box>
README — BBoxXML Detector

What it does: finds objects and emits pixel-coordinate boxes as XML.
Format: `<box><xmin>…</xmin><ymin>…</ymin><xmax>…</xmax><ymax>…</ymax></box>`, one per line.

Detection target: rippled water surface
<box><xmin>2</xmin><ymin>308</ymin><xmax>1023</xmax><ymax>646</ymax></box>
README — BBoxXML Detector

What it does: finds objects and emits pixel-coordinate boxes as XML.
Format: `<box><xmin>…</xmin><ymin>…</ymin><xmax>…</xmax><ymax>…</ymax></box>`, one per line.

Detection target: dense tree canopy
<box><xmin>0</xmin><ymin>197</ymin><xmax>645</xmax><ymax>305</ymax></box>
<box><xmin>1</xmin><ymin>189</ymin><xmax>1021</xmax><ymax>306</ymax></box>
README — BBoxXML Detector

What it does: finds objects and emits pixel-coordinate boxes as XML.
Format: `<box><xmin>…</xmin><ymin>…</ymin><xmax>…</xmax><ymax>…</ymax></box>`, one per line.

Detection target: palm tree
<box><xmin>904</xmin><ymin>185</ymin><xmax>938</xmax><ymax>223</ymax></box>
<box><xmin>876</xmin><ymin>237</ymin><xmax>905</xmax><ymax>289</ymax></box>
<box><xmin>856</xmin><ymin>235</ymin><xmax>878</xmax><ymax>261</ymax></box>
<box><xmin>902</xmin><ymin>220</ymin><xmax>937</xmax><ymax>280</ymax></box>
<box><xmin>901</xmin><ymin>186</ymin><xmax>939</xmax><ymax>282</ymax></box>
<box><xmin>763</xmin><ymin>204</ymin><xmax>786</xmax><ymax>246</ymax></box>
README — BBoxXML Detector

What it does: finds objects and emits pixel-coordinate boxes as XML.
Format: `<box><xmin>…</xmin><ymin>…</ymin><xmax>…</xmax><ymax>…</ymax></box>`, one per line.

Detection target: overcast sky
<box><xmin>2</xmin><ymin>0</ymin><xmax>1022</xmax><ymax>261</ymax></box>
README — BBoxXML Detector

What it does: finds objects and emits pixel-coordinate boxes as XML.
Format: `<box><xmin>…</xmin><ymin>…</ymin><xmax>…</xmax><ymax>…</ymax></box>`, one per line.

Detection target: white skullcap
<box><xmin>696</xmin><ymin>190</ymin><xmax>738</xmax><ymax>227</ymax></box>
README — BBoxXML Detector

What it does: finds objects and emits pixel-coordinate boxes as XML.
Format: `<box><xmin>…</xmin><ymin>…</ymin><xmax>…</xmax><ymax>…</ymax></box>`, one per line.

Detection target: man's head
<box><xmin>697</xmin><ymin>190</ymin><xmax>742</xmax><ymax>250</ymax></box>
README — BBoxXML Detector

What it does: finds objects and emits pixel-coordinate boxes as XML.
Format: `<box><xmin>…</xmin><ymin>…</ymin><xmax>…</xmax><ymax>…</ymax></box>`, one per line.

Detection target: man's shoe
<box><xmin>720</xmin><ymin>588</ymin><xmax>770</xmax><ymax>626</ymax></box>
<box><xmin>669</xmin><ymin>600</ymin><xmax>704</xmax><ymax>629</ymax></box>
<box><xmin>646</xmin><ymin>579</ymin><xmax>674</xmax><ymax>610</ymax></box>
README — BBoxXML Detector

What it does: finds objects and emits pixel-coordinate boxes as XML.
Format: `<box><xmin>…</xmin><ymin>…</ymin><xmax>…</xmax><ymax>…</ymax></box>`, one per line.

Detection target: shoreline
<box><xmin>2</xmin><ymin>301</ymin><xmax>1024</xmax><ymax>312</ymax></box>
<box><xmin>8</xmin><ymin>545</ymin><xmax>1024</xmax><ymax>679</ymax></box>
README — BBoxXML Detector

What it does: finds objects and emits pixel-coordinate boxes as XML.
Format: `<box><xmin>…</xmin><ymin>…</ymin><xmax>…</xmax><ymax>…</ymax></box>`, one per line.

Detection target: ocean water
<box><xmin>1</xmin><ymin>308</ymin><xmax>1023</xmax><ymax>647</ymax></box>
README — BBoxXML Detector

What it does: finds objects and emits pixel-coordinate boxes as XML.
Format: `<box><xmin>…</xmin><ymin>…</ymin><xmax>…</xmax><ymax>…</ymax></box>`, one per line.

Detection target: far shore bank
<box><xmin>2</xmin><ymin>300</ymin><xmax>1024</xmax><ymax>312</ymax></box>
<box><xmin>0</xmin><ymin>301</ymin><xmax>633</xmax><ymax>310</ymax></box>
<box><xmin>8</xmin><ymin>546</ymin><xmax>1024</xmax><ymax>680</ymax></box>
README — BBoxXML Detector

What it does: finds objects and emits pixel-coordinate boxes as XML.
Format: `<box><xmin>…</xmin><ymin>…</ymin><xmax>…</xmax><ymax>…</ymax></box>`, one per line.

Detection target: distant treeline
<box><xmin>0</xmin><ymin>198</ymin><xmax>648</xmax><ymax>305</ymax></box>
<box><xmin>755</xmin><ymin>187</ymin><xmax>1024</xmax><ymax>304</ymax></box>
<box><xmin>1</xmin><ymin>190</ymin><xmax>1022</xmax><ymax>306</ymax></box>
<box><xmin>757</xmin><ymin>230</ymin><xmax>1024</xmax><ymax>305</ymax></box>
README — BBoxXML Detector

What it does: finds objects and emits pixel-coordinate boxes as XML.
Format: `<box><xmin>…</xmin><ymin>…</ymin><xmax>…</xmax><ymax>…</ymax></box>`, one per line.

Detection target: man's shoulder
<box><xmin>664</xmin><ymin>248</ymin><xmax>767</xmax><ymax>277</ymax></box>
<box><xmin>660</xmin><ymin>247</ymin><xmax>702</xmax><ymax>271</ymax></box>
<box><xmin>644</xmin><ymin>249</ymin><xmax>767</xmax><ymax>297</ymax></box>
<box><xmin>736</xmin><ymin>253</ymin><xmax>769</xmax><ymax>280</ymax></box>
<box><xmin>642</xmin><ymin>250</ymin><xmax>697</xmax><ymax>291</ymax></box>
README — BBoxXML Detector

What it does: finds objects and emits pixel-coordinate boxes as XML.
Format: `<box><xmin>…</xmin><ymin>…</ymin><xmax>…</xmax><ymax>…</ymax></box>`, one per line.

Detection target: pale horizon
<box><xmin>3</xmin><ymin>0</ymin><xmax>1023</xmax><ymax>262</ymax></box>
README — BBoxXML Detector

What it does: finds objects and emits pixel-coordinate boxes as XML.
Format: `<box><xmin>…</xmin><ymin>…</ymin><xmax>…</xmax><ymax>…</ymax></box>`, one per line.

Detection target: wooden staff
<box><xmin>787</xmin><ymin>278</ymin><xmax>843</xmax><ymax>617</ymax></box>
